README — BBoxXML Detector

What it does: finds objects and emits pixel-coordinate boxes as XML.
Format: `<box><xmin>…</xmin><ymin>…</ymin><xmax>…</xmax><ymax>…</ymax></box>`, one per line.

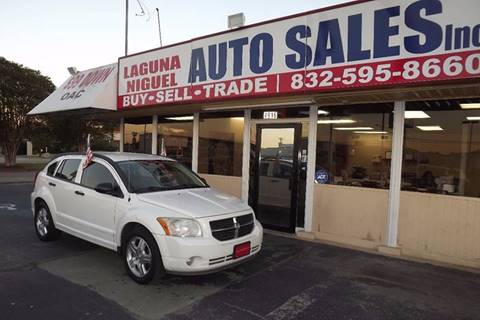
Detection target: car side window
<box><xmin>260</xmin><ymin>162</ymin><xmax>270</xmax><ymax>176</ymax></box>
<box><xmin>46</xmin><ymin>161</ymin><xmax>58</xmax><ymax>177</ymax></box>
<box><xmin>81</xmin><ymin>162</ymin><xmax>118</xmax><ymax>190</ymax></box>
<box><xmin>277</xmin><ymin>164</ymin><xmax>292</xmax><ymax>179</ymax></box>
<box><xmin>55</xmin><ymin>159</ymin><xmax>81</xmax><ymax>182</ymax></box>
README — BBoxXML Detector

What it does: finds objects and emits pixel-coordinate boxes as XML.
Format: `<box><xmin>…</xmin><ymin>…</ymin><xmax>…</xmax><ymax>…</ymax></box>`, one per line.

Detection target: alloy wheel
<box><xmin>36</xmin><ymin>207</ymin><xmax>49</xmax><ymax>237</ymax></box>
<box><xmin>126</xmin><ymin>236</ymin><xmax>152</xmax><ymax>278</ymax></box>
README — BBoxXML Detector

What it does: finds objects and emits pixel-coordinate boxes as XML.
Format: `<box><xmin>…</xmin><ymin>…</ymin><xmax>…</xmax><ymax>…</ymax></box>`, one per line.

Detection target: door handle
<box><xmin>48</xmin><ymin>182</ymin><xmax>56</xmax><ymax>187</ymax></box>
<box><xmin>75</xmin><ymin>191</ymin><xmax>85</xmax><ymax>196</ymax></box>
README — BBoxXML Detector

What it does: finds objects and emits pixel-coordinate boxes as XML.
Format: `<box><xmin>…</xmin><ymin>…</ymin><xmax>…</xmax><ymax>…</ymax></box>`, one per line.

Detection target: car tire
<box><xmin>34</xmin><ymin>201</ymin><xmax>61</xmax><ymax>241</ymax></box>
<box><xmin>123</xmin><ymin>225</ymin><xmax>165</xmax><ymax>284</ymax></box>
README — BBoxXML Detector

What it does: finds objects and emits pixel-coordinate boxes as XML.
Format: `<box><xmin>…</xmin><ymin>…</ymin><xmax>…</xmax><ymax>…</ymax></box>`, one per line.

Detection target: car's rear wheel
<box><xmin>123</xmin><ymin>226</ymin><xmax>165</xmax><ymax>284</ymax></box>
<box><xmin>34</xmin><ymin>201</ymin><xmax>61</xmax><ymax>241</ymax></box>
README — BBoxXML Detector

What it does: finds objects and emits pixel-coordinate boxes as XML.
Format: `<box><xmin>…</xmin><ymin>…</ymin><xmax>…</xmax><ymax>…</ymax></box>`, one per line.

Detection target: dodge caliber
<box><xmin>31</xmin><ymin>152</ymin><xmax>263</xmax><ymax>284</ymax></box>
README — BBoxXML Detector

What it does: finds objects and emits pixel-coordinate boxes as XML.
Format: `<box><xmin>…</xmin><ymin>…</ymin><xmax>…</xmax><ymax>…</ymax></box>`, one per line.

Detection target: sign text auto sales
<box><xmin>118</xmin><ymin>0</ymin><xmax>480</xmax><ymax>109</ymax></box>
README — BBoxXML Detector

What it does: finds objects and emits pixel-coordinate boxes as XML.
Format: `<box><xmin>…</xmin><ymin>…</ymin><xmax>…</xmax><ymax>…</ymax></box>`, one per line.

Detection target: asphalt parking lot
<box><xmin>1</xmin><ymin>183</ymin><xmax>480</xmax><ymax>320</ymax></box>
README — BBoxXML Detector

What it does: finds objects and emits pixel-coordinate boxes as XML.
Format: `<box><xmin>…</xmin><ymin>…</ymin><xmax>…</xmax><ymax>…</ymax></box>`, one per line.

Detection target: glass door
<box><xmin>252</xmin><ymin>124</ymin><xmax>301</xmax><ymax>233</ymax></box>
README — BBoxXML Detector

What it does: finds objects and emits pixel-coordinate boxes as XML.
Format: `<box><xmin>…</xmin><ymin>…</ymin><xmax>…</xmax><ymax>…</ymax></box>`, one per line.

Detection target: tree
<box><xmin>0</xmin><ymin>57</ymin><xmax>55</xmax><ymax>166</ymax></box>
<box><xmin>30</xmin><ymin>115</ymin><xmax>120</xmax><ymax>154</ymax></box>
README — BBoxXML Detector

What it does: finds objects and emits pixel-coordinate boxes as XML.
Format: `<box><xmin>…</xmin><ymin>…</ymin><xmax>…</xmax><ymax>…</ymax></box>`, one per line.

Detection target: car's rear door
<box><xmin>69</xmin><ymin>159</ymin><xmax>122</xmax><ymax>249</ymax></box>
<box><xmin>42</xmin><ymin>160</ymin><xmax>61</xmax><ymax>213</ymax></box>
<box><xmin>52</xmin><ymin>158</ymin><xmax>82</xmax><ymax>226</ymax></box>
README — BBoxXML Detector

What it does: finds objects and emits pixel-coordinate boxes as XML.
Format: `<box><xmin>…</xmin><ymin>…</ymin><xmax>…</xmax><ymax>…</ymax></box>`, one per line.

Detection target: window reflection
<box><xmin>123</xmin><ymin>117</ymin><xmax>153</xmax><ymax>154</ymax></box>
<box><xmin>316</xmin><ymin>104</ymin><xmax>393</xmax><ymax>189</ymax></box>
<box><xmin>157</xmin><ymin>116</ymin><xmax>193</xmax><ymax>168</ymax></box>
<box><xmin>199</xmin><ymin>113</ymin><xmax>244</xmax><ymax>177</ymax></box>
<box><xmin>91</xmin><ymin>120</ymin><xmax>121</xmax><ymax>151</ymax></box>
<box><xmin>402</xmin><ymin>99</ymin><xmax>480</xmax><ymax>198</ymax></box>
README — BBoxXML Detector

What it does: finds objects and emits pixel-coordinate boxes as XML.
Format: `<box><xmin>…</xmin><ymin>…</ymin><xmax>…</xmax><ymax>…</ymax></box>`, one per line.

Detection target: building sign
<box><xmin>118</xmin><ymin>0</ymin><xmax>480</xmax><ymax>109</ymax></box>
<box><xmin>29</xmin><ymin>63</ymin><xmax>118</xmax><ymax>115</ymax></box>
<box><xmin>263</xmin><ymin>111</ymin><xmax>278</xmax><ymax>120</ymax></box>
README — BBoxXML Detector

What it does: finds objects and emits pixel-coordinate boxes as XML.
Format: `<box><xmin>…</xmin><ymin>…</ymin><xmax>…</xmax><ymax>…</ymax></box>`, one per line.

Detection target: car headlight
<box><xmin>156</xmin><ymin>218</ymin><xmax>202</xmax><ymax>237</ymax></box>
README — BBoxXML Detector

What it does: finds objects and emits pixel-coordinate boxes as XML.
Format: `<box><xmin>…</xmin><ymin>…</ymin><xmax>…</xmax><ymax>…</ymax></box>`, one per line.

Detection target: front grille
<box><xmin>210</xmin><ymin>213</ymin><xmax>254</xmax><ymax>241</ymax></box>
<box><xmin>209</xmin><ymin>254</ymin><xmax>233</xmax><ymax>266</ymax></box>
<box><xmin>208</xmin><ymin>245</ymin><xmax>260</xmax><ymax>266</ymax></box>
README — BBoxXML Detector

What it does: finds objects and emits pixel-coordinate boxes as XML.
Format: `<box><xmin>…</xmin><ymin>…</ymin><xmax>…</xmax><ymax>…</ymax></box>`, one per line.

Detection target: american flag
<box><xmin>83</xmin><ymin>134</ymin><xmax>93</xmax><ymax>168</ymax></box>
<box><xmin>160</xmin><ymin>138</ymin><xmax>167</xmax><ymax>157</ymax></box>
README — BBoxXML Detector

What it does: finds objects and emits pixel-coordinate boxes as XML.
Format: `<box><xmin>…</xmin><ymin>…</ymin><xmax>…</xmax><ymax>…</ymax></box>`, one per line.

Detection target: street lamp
<box><xmin>156</xmin><ymin>8</ymin><xmax>163</xmax><ymax>47</ymax></box>
<box><xmin>125</xmin><ymin>0</ymin><xmax>129</xmax><ymax>56</ymax></box>
<box><xmin>67</xmin><ymin>67</ymin><xmax>79</xmax><ymax>76</ymax></box>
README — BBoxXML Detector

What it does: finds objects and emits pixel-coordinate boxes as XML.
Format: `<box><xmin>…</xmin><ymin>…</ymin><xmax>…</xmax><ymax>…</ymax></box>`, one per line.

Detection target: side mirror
<box><xmin>95</xmin><ymin>183</ymin><xmax>123</xmax><ymax>198</ymax></box>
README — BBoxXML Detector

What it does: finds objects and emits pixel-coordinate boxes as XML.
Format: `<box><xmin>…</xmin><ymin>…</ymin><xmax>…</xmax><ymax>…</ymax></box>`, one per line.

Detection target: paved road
<box><xmin>1</xmin><ymin>183</ymin><xmax>480</xmax><ymax>320</ymax></box>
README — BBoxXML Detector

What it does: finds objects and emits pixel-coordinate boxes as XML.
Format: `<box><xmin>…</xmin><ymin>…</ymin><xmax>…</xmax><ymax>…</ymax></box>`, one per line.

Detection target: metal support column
<box><xmin>241</xmin><ymin>109</ymin><xmax>252</xmax><ymax>203</ymax></box>
<box><xmin>192</xmin><ymin>112</ymin><xmax>200</xmax><ymax>172</ymax></box>
<box><xmin>304</xmin><ymin>105</ymin><xmax>318</xmax><ymax>232</ymax></box>
<box><xmin>119</xmin><ymin>118</ymin><xmax>124</xmax><ymax>152</ymax></box>
<box><xmin>152</xmin><ymin>115</ymin><xmax>158</xmax><ymax>155</ymax></box>
<box><xmin>386</xmin><ymin>101</ymin><xmax>405</xmax><ymax>247</ymax></box>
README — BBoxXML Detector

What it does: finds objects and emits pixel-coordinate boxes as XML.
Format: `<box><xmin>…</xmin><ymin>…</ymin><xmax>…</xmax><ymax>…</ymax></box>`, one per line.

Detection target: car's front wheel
<box><xmin>123</xmin><ymin>226</ymin><xmax>165</xmax><ymax>284</ymax></box>
<box><xmin>34</xmin><ymin>201</ymin><xmax>61</xmax><ymax>241</ymax></box>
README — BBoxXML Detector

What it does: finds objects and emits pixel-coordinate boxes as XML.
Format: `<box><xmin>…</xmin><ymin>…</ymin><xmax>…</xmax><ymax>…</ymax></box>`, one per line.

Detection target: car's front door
<box><xmin>69</xmin><ymin>160</ymin><xmax>122</xmax><ymax>249</ymax></box>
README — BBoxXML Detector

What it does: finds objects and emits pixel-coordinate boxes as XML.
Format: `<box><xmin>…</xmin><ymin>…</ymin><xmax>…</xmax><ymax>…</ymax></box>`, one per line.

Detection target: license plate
<box><xmin>233</xmin><ymin>242</ymin><xmax>251</xmax><ymax>259</ymax></box>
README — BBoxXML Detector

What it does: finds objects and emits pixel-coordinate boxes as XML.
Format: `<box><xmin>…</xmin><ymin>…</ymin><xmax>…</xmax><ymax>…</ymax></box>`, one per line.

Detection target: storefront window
<box><xmin>316</xmin><ymin>103</ymin><xmax>393</xmax><ymax>189</ymax></box>
<box><xmin>402</xmin><ymin>99</ymin><xmax>480</xmax><ymax>198</ymax></box>
<box><xmin>91</xmin><ymin>120</ymin><xmax>120</xmax><ymax>151</ymax></box>
<box><xmin>198</xmin><ymin>112</ymin><xmax>244</xmax><ymax>177</ymax></box>
<box><xmin>123</xmin><ymin>117</ymin><xmax>153</xmax><ymax>154</ymax></box>
<box><xmin>157</xmin><ymin>115</ymin><xmax>193</xmax><ymax>168</ymax></box>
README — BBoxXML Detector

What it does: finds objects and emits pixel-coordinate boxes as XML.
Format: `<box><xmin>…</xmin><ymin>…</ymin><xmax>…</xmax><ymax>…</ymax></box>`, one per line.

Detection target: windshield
<box><xmin>117</xmin><ymin>160</ymin><xmax>207</xmax><ymax>193</ymax></box>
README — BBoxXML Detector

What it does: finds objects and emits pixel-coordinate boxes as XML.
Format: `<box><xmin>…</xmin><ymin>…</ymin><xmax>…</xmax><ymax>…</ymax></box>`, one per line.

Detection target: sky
<box><xmin>0</xmin><ymin>0</ymin><xmax>347</xmax><ymax>87</ymax></box>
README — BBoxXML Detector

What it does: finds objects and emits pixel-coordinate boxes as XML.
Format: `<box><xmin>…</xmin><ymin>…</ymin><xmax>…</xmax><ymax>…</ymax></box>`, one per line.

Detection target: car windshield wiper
<box><xmin>162</xmin><ymin>184</ymin><xmax>207</xmax><ymax>191</ymax></box>
<box><xmin>181</xmin><ymin>184</ymin><xmax>208</xmax><ymax>189</ymax></box>
<box><xmin>134</xmin><ymin>186</ymin><xmax>167</xmax><ymax>193</ymax></box>
<box><xmin>134</xmin><ymin>184</ymin><xmax>207</xmax><ymax>193</ymax></box>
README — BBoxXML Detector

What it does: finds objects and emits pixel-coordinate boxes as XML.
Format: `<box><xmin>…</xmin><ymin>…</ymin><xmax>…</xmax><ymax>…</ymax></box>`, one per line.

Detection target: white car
<box><xmin>31</xmin><ymin>152</ymin><xmax>263</xmax><ymax>284</ymax></box>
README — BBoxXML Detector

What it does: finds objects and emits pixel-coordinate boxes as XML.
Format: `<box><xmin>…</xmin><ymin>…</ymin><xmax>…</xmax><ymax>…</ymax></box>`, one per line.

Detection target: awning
<box><xmin>28</xmin><ymin>63</ymin><xmax>117</xmax><ymax>115</ymax></box>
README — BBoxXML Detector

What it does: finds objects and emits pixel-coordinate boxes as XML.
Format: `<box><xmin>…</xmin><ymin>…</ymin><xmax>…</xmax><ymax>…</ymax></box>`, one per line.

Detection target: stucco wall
<box><xmin>312</xmin><ymin>184</ymin><xmax>389</xmax><ymax>249</ymax></box>
<box><xmin>398</xmin><ymin>191</ymin><xmax>480</xmax><ymax>269</ymax></box>
<box><xmin>311</xmin><ymin>184</ymin><xmax>480</xmax><ymax>269</ymax></box>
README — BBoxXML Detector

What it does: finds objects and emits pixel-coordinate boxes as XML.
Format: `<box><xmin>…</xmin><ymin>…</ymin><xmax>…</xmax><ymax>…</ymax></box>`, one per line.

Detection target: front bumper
<box><xmin>155</xmin><ymin>220</ymin><xmax>263</xmax><ymax>274</ymax></box>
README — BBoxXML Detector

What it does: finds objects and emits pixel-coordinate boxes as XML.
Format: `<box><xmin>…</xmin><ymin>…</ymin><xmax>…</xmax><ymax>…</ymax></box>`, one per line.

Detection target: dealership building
<box><xmin>30</xmin><ymin>0</ymin><xmax>480</xmax><ymax>270</ymax></box>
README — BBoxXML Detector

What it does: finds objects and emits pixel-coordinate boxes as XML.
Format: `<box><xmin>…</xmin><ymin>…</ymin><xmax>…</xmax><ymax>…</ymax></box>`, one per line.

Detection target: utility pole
<box><xmin>125</xmin><ymin>0</ymin><xmax>129</xmax><ymax>56</ymax></box>
<box><xmin>156</xmin><ymin>8</ymin><xmax>163</xmax><ymax>47</ymax></box>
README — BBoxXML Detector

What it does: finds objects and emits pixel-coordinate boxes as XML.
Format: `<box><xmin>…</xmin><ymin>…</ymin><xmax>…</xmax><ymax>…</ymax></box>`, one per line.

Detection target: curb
<box><xmin>0</xmin><ymin>181</ymin><xmax>34</xmax><ymax>185</ymax></box>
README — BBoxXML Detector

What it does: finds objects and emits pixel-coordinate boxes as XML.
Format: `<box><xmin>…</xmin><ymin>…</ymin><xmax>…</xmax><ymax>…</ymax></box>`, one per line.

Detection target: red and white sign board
<box><xmin>118</xmin><ymin>0</ymin><xmax>480</xmax><ymax>110</ymax></box>
<box><xmin>29</xmin><ymin>64</ymin><xmax>117</xmax><ymax>115</ymax></box>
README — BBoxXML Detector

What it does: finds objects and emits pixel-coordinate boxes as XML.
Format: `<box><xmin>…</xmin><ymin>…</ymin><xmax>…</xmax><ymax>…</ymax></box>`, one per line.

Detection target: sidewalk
<box><xmin>0</xmin><ymin>155</ymin><xmax>52</xmax><ymax>165</ymax></box>
<box><xmin>0</xmin><ymin>155</ymin><xmax>52</xmax><ymax>184</ymax></box>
